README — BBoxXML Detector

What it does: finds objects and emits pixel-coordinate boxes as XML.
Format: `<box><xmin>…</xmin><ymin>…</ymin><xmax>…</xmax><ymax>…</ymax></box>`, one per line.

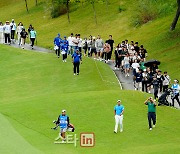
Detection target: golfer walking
<box><xmin>55</xmin><ymin>110</ymin><xmax>69</xmax><ymax>142</ymax></box>
<box><xmin>144</xmin><ymin>97</ymin><xmax>157</xmax><ymax>130</ymax></box>
<box><xmin>114</xmin><ymin>100</ymin><xmax>124</xmax><ymax>133</ymax></box>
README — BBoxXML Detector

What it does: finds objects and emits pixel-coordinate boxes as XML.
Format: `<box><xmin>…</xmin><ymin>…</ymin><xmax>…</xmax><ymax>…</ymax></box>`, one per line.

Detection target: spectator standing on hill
<box><xmin>72</xmin><ymin>49</ymin><xmax>82</xmax><ymax>75</ymax></box>
<box><xmin>152</xmin><ymin>76</ymin><xmax>159</xmax><ymax>99</ymax></box>
<box><xmin>114</xmin><ymin>100</ymin><xmax>124</xmax><ymax>133</ymax></box>
<box><xmin>162</xmin><ymin>71</ymin><xmax>171</xmax><ymax>92</ymax></box>
<box><xmin>72</xmin><ymin>34</ymin><xmax>79</xmax><ymax>51</ymax></box>
<box><xmin>54</xmin><ymin>33</ymin><xmax>61</xmax><ymax>58</ymax></box>
<box><xmin>0</xmin><ymin>22</ymin><xmax>4</xmax><ymax>44</ymax></box>
<box><xmin>147</xmin><ymin>67</ymin><xmax>153</xmax><ymax>93</ymax></box>
<box><xmin>103</xmin><ymin>43</ymin><xmax>111</xmax><ymax>63</ymax></box>
<box><xmin>77</xmin><ymin>34</ymin><xmax>82</xmax><ymax>54</ymax></box>
<box><xmin>28</xmin><ymin>24</ymin><xmax>33</xmax><ymax>43</ymax></box>
<box><xmin>95</xmin><ymin>35</ymin><xmax>104</xmax><ymax>60</ymax></box>
<box><xmin>171</xmin><ymin>79</ymin><xmax>180</xmax><ymax>107</ymax></box>
<box><xmin>106</xmin><ymin>35</ymin><xmax>114</xmax><ymax>61</ymax></box>
<box><xmin>10</xmin><ymin>19</ymin><xmax>16</xmax><ymax>44</ymax></box>
<box><xmin>139</xmin><ymin>45</ymin><xmax>147</xmax><ymax>61</ymax></box>
<box><xmin>82</xmin><ymin>38</ymin><xmax>88</xmax><ymax>56</ymax></box>
<box><xmin>134</xmin><ymin>42</ymin><xmax>139</xmax><ymax>54</ymax></box>
<box><xmin>20</xmin><ymin>28</ymin><xmax>28</xmax><ymax>49</ymax></box>
<box><xmin>151</xmin><ymin>64</ymin><xmax>158</xmax><ymax>74</ymax></box>
<box><xmin>3</xmin><ymin>21</ymin><xmax>11</xmax><ymax>44</ymax></box>
<box><xmin>87</xmin><ymin>35</ymin><xmax>92</xmax><ymax>57</ymax></box>
<box><xmin>132</xmin><ymin>59</ymin><xmax>140</xmax><ymax>78</ymax></box>
<box><xmin>142</xmin><ymin>69</ymin><xmax>148</xmax><ymax>92</ymax></box>
<box><xmin>29</xmin><ymin>27</ymin><xmax>36</xmax><ymax>49</ymax></box>
<box><xmin>144</xmin><ymin>97</ymin><xmax>157</xmax><ymax>131</ymax></box>
<box><xmin>134</xmin><ymin>69</ymin><xmax>143</xmax><ymax>90</ymax></box>
<box><xmin>90</xmin><ymin>37</ymin><xmax>97</xmax><ymax>58</ymax></box>
<box><xmin>67</xmin><ymin>33</ymin><xmax>74</xmax><ymax>55</ymax></box>
<box><xmin>28</xmin><ymin>24</ymin><xmax>33</xmax><ymax>33</ymax></box>
<box><xmin>16</xmin><ymin>22</ymin><xmax>23</xmax><ymax>45</ymax></box>
<box><xmin>114</xmin><ymin>44</ymin><xmax>121</xmax><ymax>70</ymax></box>
<box><xmin>124</xmin><ymin>54</ymin><xmax>130</xmax><ymax>77</ymax></box>
<box><xmin>157</xmin><ymin>70</ymin><xmax>163</xmax><ymax>92</ymax></box>
<box><xmin>61</xmin><ymin>36</ymin><xmax>69</xmax><ymax>62</ymax></box>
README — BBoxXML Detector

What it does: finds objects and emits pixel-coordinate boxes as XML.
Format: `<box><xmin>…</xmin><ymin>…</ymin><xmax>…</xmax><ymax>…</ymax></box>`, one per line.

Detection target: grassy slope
<box><xmin>0</xmin><ymin>0</ymin><xmax>179</xmax><ymax>80</ymax></box>
<box><xmin>0</xmin><ymin>45</ymin><xmax>180</xmax><ymax>154</ymax></box>
<box><xmin>0</xmin><ymin>0</ymin><xmax>180</xmax><ymax>153</ymax></box>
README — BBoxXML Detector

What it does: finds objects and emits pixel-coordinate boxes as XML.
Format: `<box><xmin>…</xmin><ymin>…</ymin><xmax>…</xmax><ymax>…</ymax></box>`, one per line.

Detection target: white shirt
<box><xmin>72</xmin><ymin>37</ymin><xmax>79</xmax><ymax>46</ymax></box>
<box><xmin>4</xmin><ymin>24</ymin><xmax>11</xmax><ymax>34</ymax></box>
<box><xmin>0</xmin><ymin>26</ymin><xmax>4</xmax><ymax>33</ymax></box>
<box><xmin>132</xmin><ymin>62</ymin><xmax>140</xmax><ymax>69</ymax></box>
<box><xmin>78</xmin><ymin>38</ymin><xmax>82</xmax><ymax>47</ymax></box>
<box><xmin>17</xmin><ymin>26</ymin><xmax>23</xmax><ymax>34</ymax></box>
<box><xmin>67</xmin><ymin>36</ymin><xmax>74</xmax><ymax>46</ymax></box>
<box><xmin>10</xmin><ymin>22</ymin><xmax>16</xmax><ymax>30</ymax></box>
<box><xmin>163</xmin><ymin>75</ymin><xmax>170</xmax><ymax>86</ymax></box>
<box><xmin>133</xmin><ymin>55</ymin><xmax>141</xmax><ymax>61</ymax></box>
<box><xmin>124</xmin><ymin>57</ymin><xmax>130</xmax><ymax>64</ymax></box>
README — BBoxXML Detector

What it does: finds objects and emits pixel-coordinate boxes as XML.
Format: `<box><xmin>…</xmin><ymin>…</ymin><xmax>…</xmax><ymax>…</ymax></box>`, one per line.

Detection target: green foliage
<box><xmin>131</xmin><ymin>0</ymin><xmax>176</xmax><ymax>27</ymax></box>
<box><xmin>50</xmin><ymin>0</ymin><xmax>68</xmax><ymax>18</ymax></box>
<box><xmin>118</xmin><ymin>5</ymin><xmax>126</xmax><ymax>13</ymax></box>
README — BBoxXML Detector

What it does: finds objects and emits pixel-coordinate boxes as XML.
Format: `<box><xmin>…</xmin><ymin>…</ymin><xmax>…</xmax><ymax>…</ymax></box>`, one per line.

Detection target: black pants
<box><xmin>83</xmin><ymin>47</ymin><xmax>88</xmax><ymax>55</ymax></box>
<box><xmin>148</xmin><ymin>112</ymin><xmax>156</xmax><ymax>128</ymax></box>
<box><xmin>4</xmin><ymin>33</ymin><xmax>11</xmax><ymax>43</ymax></box>
<box><xmin>172</xmin><ymin>93</ymin><xmax>180</xmax><ymax>107</ymax></box>
<box><xmin>30</xmin><ymin>38</ymin><xmax>35</xmax><ymax>47</ymax></box>
<box><xmin>154</xmin><ymin>88</ymin><xmax>158</xmax><ymax>99</ymax></box>
<box><xmin>56</xmin><ymin>47</ymin><xmax>60</xmax><ymax>57</ymax></box>
<box><xmin>163</xmin><ymin>85</ymin><xmax>168</xmax><ymax>92</ymax></box>
<box><xmin>63</xmin><ymin>53</ymin><xmax>67</xmax><ymax>60</ymax></box>
<box><xmin>142</xmin><ymin>81</ymin><xmax>148</xmax><ymax>92</ymax></box>
<box><xmin>159</xmin><ymin>81</ymin><xmax>163</xmax><ymax>92</ymax></box>
<box><xmin>104</xmin><ymin>52</ymin><xmax>108</xmax><ymax>60</ymax></box>
<box><xmin>78</xmin><ymin>47</ymin><xmax>82</xmax><ymax>53</ymax></box>
<box><xmin>107</xmin><ymin>51</ymin><xmax>112</xmax><ymax>60</ymax></box>
<box><xmin>73</xmin><ymin>62</ymin><xmax>80</xmax><ymax>74</ymax></box>
<box><xmin>11</xmin><ymin>30</ymin><xmax>15</xmax><ymax>39</ymax></box>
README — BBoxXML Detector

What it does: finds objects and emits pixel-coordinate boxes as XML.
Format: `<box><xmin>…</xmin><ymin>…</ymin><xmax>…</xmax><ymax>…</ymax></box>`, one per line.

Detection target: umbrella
<box><xmin>144</xmin><ymin>59</ymin><xmax>160</xmax><ymax>67</ymax></box>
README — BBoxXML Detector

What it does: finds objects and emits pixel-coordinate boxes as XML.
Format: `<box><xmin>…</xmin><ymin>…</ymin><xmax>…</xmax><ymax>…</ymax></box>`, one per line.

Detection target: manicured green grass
<box><xmin>0</xmin><ymin>45</ymin><xmax>180</xmax><ymax>154</ymax></box>
<box><xmin>0</xmin><ymin>0</ymin><xmax>179</xmax><ymax>80</ymax></box>
<box><xmin>0</xmin><ymin>0</ymin><xmax>180</xmax><ymax>153</ymax></box>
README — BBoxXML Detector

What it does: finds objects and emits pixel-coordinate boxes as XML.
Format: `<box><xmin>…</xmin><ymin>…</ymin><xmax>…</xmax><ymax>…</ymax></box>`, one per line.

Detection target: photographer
<box><xmin>144</xmin><ymin>97</ymin><xmax>157</xmax><ymax>131</ymax></box>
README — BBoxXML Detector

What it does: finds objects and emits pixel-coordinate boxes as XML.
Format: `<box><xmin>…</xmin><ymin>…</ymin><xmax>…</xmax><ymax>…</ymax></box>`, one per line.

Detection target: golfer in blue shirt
<box><xmin>114</xmin><ymin>100</ymin><xmax>124</xmax><ymax>133</ymax></box>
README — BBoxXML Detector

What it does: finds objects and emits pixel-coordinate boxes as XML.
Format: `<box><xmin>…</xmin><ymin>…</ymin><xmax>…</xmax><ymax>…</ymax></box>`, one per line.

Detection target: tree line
<box><xmin>24</xmin><ymin>0</ymin><xmax>179</xmax><ymax>30</ymax></box>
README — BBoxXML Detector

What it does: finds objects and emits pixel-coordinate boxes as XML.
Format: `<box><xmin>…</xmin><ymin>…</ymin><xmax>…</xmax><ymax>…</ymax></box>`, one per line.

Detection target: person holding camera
<box><xmin>55</xmin><ymin>110</ymin><xmax>69</xmax><ymax>142</ymax></box>
<box><xmin>144</xmin><ymin>97</ymin><xmax>157</xmax><ymax>130</ymax></box>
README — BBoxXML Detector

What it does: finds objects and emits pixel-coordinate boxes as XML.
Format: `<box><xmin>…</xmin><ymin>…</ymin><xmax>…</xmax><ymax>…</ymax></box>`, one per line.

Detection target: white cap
<box><xmin>62</xmin><ymin>109</ymin><xmax>66</xmax><ymax>113</ymax></box>
<box><xmin>117</xmin><ymin>100</ymin><xmax>121</xmax><ymax>103</ymax></box>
